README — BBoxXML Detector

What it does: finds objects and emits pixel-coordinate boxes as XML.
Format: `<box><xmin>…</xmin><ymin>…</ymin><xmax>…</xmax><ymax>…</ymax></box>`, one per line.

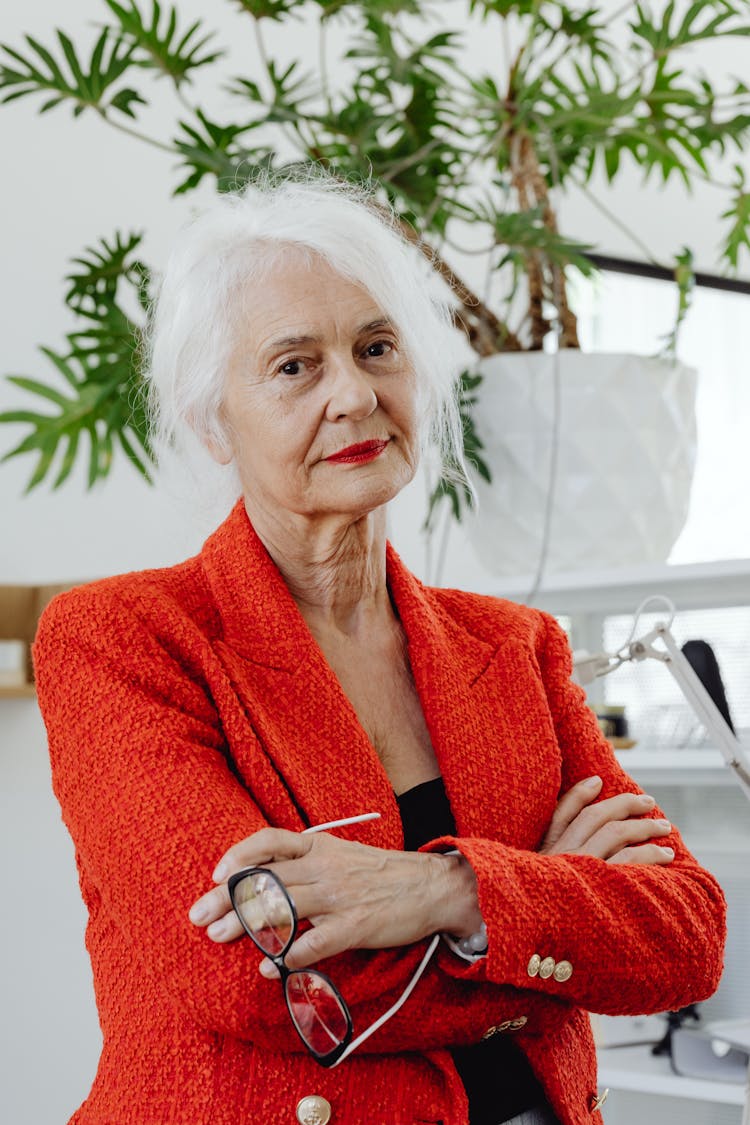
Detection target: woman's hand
<box><xmin>189</xmin><ymin>828</ymin><xmax>481</xmax><ymax>973</ymax></box>
<box><xmin>540</xmin><ymin>775</ymin><xmax>675</xmax><ymax>864</ymax></box>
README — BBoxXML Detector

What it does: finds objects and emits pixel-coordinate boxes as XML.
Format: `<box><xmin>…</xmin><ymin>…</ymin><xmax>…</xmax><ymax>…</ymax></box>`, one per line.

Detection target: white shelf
<box><xmin>615</xmin><ymin>748</ymin><xmax>737</xmax><ymax>787</ymax></box>
<box><xmin>485</xmin><ymin>557</ymin><xmax>750</xmax><ymax>614</ymax></box>
<box><xmin>597</xmin><ymin>1044</ymin><xmax>747</xmax><ymax>1106</ymax></box>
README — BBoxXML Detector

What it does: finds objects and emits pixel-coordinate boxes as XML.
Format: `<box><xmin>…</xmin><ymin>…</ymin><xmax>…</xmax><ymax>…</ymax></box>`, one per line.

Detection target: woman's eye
<box><xmin>279</xmin><ymin>359</ymin><xmax>306</xmax><ymax>377</ymax></box>
<box><xmin>364</xmin><ymin>340</ymin><xmax>394</xmax><ymax>358</ymax></box>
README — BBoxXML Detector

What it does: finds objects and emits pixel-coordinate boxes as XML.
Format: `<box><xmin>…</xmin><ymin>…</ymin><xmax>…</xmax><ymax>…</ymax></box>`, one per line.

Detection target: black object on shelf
<box><xmin>681</xmin><ymin>640</ymin><xmax>735</xmax><ymax>733</ymax></box>
<box><xmin>652</xmin><ymin>1004</ymin><xmax>702</xmax><ymax>1059</ymax></box>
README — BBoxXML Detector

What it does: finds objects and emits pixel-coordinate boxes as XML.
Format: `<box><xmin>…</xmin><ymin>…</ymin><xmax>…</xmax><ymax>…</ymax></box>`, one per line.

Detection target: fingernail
<box><xmin>189</xmin><ymin>903</ymin><xmax>208</xmax><ymax>924</ymax></box>
<box><xmin>212</xmin><ymin>862</ymin><xmax>227</xmax><ymax>883</ymax></box>
<box><xmin>656</xmin><ymin>819</ymin><xmax>671</xmax><ymax>830</ymax></box>
<box><xmin>259</xmin><ymin>958</ymin><xmax>276</xmax><ymax>978</ymax></box>
<box><xmin>585</xmin><ymin>775</ymin><xmax>601</xmax><ymax>787</ymax></box>
<box><xmin>640</xmin><ymin>794</ymin><xmax>656</xmax><ymax>806</ymax></box>
<box><xmin>207</xmin><ymin>919</ymin><xmax>227</xmax><ymax>940</ymax></box>
<box><xmin>660</xmin><ymin>847</ymin><xmax>675</xmax><ymax>858</ymax></box>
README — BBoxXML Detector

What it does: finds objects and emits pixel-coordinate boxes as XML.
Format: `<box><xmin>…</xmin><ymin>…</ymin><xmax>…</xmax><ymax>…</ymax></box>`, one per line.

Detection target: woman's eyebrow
<box><xmin>261</xmin><ymin>318</ymin><xmax>395</xmax><ymax>359</ymax></box>
<box><xmin>259</xmin><ymin>333</ymin><xmax>321</xmax><ymax>360</ymax></box>
<box><xmin>359</xmin><ymin>318</ymin><xmax>394</xmax><ymax>334</ymax></box>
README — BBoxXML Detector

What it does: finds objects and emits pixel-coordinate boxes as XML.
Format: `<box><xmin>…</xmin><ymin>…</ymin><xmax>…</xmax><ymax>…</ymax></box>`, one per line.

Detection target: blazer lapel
<box><xmin>201</xmin><ymin>502</ymin><xmax>401</xmax><ymax>848</ymax></box>
<box><xmin>386</xmin><ymin>549</ymin><xmax>559</xmax><ymax>849</ymax></box>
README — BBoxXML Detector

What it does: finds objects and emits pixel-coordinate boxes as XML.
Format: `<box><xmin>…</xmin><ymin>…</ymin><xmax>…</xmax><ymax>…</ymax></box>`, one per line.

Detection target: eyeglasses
<box><xmin>228</xmin><ymin>812</ymin><xmax>440</xmax><ymax>1068</ymax></box>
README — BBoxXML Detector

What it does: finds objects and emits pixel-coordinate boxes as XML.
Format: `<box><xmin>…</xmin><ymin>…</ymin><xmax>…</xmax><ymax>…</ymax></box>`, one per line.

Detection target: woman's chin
<box><xmin>337</xmin><ymin>468</ymin><xmax>413</xmax><ymax>515</ymax></box>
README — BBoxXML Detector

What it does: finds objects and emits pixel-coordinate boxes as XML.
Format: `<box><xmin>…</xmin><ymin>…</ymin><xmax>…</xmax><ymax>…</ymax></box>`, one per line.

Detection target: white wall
<box><xmin>2</xmin><ymin>3</ymin><xmax>749</xmax><ymax>1122</ymax></box>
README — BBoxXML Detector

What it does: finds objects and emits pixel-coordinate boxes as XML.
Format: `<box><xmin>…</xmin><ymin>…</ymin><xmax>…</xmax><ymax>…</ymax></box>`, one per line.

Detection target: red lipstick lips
<box><xmin>325</xmin><ymin>440</ymin><xmax>389</xmax><ymax>464</ymax></box>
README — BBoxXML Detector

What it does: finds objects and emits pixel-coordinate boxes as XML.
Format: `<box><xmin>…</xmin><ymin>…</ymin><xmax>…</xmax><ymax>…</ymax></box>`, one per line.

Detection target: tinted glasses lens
<box><xmin>285</xmin><ymin>971</ymin><xmax>350</xmax><ymax>1058</ymax></box>
<box><xmin>231</xmin><ymin>871</ymin><xmax>293</xmax><ymax>956</ymax></box>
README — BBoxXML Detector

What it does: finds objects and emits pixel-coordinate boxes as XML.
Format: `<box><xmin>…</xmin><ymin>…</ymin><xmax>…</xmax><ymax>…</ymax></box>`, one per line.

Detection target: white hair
<box><xmin>145</xmin><ymin>172</ymin><xmax>471</xmax><ymax>502</ymax></box>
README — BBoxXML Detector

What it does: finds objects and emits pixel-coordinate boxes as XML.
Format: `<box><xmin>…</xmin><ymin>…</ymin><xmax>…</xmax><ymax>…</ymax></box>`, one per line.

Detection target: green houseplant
<box><xmin>1</xmin><ymin>0</ymin><xmax>749</xmax><ymax>555</ymax></box>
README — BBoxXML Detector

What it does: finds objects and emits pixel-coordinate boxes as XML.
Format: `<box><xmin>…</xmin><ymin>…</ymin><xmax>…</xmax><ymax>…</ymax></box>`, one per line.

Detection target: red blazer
<box><xmin>34</xmin><ymin>500</ymin><xmax>726</xmax><ymax>1125</ymax></box>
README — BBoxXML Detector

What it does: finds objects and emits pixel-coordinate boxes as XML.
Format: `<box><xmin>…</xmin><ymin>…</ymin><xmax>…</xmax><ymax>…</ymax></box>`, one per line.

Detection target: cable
<box><xmin>524</xmin><ymin>122</ymin><xmax>564</xmax><ymax>605</ymax></box>
<box><xmin>619</xmin><ymin>594</ymin><xmax>676</xmax><ymax>655</ymax></box>
<box><xmin>524</xmin><ymin>339</ymin><xmax>562</xmax><ymax>605</ymax></box>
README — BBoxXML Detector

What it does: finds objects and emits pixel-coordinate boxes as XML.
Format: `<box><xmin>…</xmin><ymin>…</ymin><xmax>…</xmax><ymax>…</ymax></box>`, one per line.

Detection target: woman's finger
<box><xmin>581</xmin><ymin>816</ymin><xmax>672</xmax><ymax>860</ymax></box>
<box><xmin>212</xmin><ymin>827</ymin><xmax>312</xmax><ymax>882</ymax></box>
<box><xmin>547</xmin><ymin>791</ymin><xmax>657</xmax><ymax>854</ymax></box>
<box><xmin>281</xmin><ymin>918</ymin><xmax>356</xmax><ymax>971</ymax></box>
<box><xmin>608</xmin><ymin>843</ymin><xmax>676</xmax><ymax>866</ymax></box>
<box><xmin>188</xmin><ymin>882</ymin><xmax>247</xmax><ymax>942</ymax></box>
<box><xmin>540</xmin><ymin>775</ymin><xmax>602</xmax><ymax>850</ymax></box>
<box><xmin>206</xmin><ymin>911</ymin><xmax>246</xmax><ymax>943</ymax></box>
<box><xmin>189</xmin><ymin>883</ymin><xmax>232</xmax><ymax>927</ymax></box>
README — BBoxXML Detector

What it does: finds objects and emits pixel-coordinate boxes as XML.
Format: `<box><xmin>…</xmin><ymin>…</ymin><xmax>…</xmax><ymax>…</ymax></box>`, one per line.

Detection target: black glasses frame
<box><xmin>228</xmin><ymin>866</ymin><xmax>353</xmax><ymax>1067</ymax></box>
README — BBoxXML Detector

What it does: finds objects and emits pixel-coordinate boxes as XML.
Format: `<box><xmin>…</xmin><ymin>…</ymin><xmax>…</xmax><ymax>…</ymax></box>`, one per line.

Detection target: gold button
<box><xmin>553</xmin><ymin>960</ymin><xmax>573</xmax><ymax>983</ymax></box>
<box><xmin>590</xmin><ymin>1088</ymin><xmax>610</xmax><ymax>1112</ymax></box>
<box><xmin>508</xmin><ymin>1016</ymin><xmax>528</xmax><ymax>1030</ymax></box>
<box><xmin>527</xmin><ymin>953</ymin><xmax>541</xmax><ymax>977</ymax></box>
<box><xmin>296</xmin><ymin>1095</ymin><xmax>332</xmax><ymax>1125</ymax></box>
<box><xmin>538</xmin><ymin>956</ymin><xmax>556</xmax><ymax>979</ymax></box>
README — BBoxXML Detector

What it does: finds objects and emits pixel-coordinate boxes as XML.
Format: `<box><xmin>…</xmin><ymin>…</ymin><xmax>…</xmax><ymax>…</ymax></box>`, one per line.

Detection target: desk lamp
<box><xmin>573</xmin><ymin>596</ymin><xmax>750</xmax><ymax>1123</ymax></box>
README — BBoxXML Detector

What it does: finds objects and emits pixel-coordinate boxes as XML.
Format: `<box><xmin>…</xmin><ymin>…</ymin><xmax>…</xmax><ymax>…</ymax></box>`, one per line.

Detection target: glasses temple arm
<box><xmin>332</xmin><ymin>934</ymin><xmax>441</xmax><ymax>1066</ymax></box>
<box><xmin>302</xmin><ymin>812</ymin><xmax>381</xmax><ymax>835</ymax></box>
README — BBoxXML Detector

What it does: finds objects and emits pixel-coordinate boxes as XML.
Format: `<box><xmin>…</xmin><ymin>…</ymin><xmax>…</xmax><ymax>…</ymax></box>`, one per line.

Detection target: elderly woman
<box><xmin>34</xmin><ymin>178</ymin><xmax>725</xmax><ymax>1125</ymax></box>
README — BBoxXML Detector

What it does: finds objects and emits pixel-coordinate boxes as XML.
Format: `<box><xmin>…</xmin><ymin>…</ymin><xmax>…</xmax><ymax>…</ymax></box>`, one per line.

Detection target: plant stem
<box><xmin>513</xmin><ymin>0</ymin><xmax>543</xmax><ymax>82</ymax></box>
<box><xmin>608</xmin><ymin>0</ymin><xmax>637</xmax><ymax>27</ymax></box>
<box><xmin>396</xmin><ymin>218</ymin><xmax>521</xmax><ymax>353</ymax></box>
<box><xmin>570</xmin><ymin>176</ymin><xmax>663</xmax><ymax>266</ymax></box>
<box><xmin>381</xmin><ymin>138</ymin><xmax>443</xmax><ymax>182</ymax></box>
<box><xmin>99</xmin><ymin>111</ymin><xmax>174</xmax><ymax>154</ymax></box>
<box><xmin>175</xmin><ymin>86</ymin><xmax>197</xmax><ymax>117</ymax></box>
<box><xmin>318</xmin><ymin>19</ymin><xmax>332</xmax><ymax>118</ymax></box>
<box><xmin>253</xmin><ymin>15</ymin><xmax>270</xmax><ymax>74</ymax></box>
<box><xmin>252</xmin><ymin>16</ymin><xmax>301</xmax><ymax>153</ymax></box>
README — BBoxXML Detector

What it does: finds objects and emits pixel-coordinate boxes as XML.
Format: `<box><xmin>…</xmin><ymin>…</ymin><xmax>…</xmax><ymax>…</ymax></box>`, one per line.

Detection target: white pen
<box><xmin>302</xmin><ymin>811</ymin><xmax>381</xmax><ymax>835</ymax></box>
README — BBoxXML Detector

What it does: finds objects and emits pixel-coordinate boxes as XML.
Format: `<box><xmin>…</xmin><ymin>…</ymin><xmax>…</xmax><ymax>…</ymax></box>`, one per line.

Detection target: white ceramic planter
<box><xmin>465</xmin><ymin>352</ymin><xmax>697</xmax><ymax>576</ymax></box>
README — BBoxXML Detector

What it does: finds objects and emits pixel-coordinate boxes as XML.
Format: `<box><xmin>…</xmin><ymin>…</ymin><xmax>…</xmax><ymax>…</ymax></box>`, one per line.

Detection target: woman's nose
<box><xmin>324</xmin><ymin>356</ymin><xmax>378</xmax><ymax>421</ymax></box>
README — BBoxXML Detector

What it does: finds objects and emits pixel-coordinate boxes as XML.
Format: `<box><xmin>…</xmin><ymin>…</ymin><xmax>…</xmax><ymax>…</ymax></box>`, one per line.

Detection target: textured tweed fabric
<box><xmin>34</xmin><ymin>500</ymin><xmax>726</xmax><ymax>1125</ymax></box>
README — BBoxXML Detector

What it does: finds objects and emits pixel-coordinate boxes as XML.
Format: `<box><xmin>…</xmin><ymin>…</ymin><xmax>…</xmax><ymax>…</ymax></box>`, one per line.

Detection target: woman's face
<box><xmin>212</xmin><ymin>250</ymin><xmax>421</xmax><ymax>524</ymax></box>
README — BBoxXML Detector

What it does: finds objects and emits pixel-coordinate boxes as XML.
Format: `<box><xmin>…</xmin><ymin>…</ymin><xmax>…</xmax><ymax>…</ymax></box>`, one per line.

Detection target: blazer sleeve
<box><xmin>34</xmin><ymin>585</ymin><xmax>558</xmax><ymax>1054</ymax></box>
<box><xmin>422</xmin><ymin>612</ymin><xmax>727</xmax><ymax>1017</ymax></box>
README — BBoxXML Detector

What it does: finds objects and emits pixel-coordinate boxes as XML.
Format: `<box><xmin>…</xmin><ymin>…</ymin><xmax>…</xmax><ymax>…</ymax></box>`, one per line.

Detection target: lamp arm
<box><xmin>631</xmin><ymin>623</ymin><xmax>750</xmax><ymax>802</ymax></box>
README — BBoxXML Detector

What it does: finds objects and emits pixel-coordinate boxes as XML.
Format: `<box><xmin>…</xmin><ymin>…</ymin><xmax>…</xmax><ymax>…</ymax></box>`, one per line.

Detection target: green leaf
<box><xmin>6</xmin><ymin>374</ymin><xmax>73</xmax><ymax>408</ymax></box>
<box><xmin>117</xmin><ymin>427</ymin><xmax>153</xmax><ymax>482</ymax></box>
<box><xmin>720</xmin><ymin>167</ymin><xmax>750</xmax><ymax>269</ymax></box>
<box><xmin>173</xmin><ymin>110</ymin><xmax>274</xmax><ymax>193</ymax></box>
<box><xmin>0</xmin><ymin>409</ymin><xmax>50</xmax><ymax>425</ymax></box>
<box><xmin>53</xmin><ymin>428</ymin><xmax>82</xmax><ymax>488</ymax></box>
<box><xmin>37</xmin><ymin>346</ymin><xmax>83</xmax><ymax>389</ymax></box>
<box><xmin>631</xmin><ymin>0</ymin><xmax>750</xmax><ymax>52</ymax></box>
<box><xmin>0</xmin><ymin>27</ymin><xmax>143</xmax><ymax>118</ymax></box>
<box><xmin>659</xmin><ymin>246</ymin><xmax>695</xmax><ymax>359</ymax></box>
<box><xmin>229</xmin><ymin>0</ymin><xmax>301</xmax><ymax>19</ymax></box>
<box><xmin>426</xmin><ymin>370</ymin><xmax>491</xmax><ymax>528</ymax></box>
<box><xmin>58</xmin><ymin>30</ymin><xmax>90</xmax><ymax>99</ymax></box>
<box><xmin>0</xmin><ymin>229</ymin><xmax>156</xmax><ymax>491</ymax></box>
<box><xmin>65</xmin><ymin>230</ymin><xmax>147</xmax><ymax>314</ymax></box>
<box><xmin>109</xmin><ymin>86</ymin><xmax>147</xmax><ymax>117</ymax></box>
<box><xmin>102</xmin><ymin>0</ymin><xmax>224</xmax><ymax>87</ymax></box>
<box><xmin>481</xmin><ymin>204</ymin><xmax>599</xmax><ymax>276</ymax></box>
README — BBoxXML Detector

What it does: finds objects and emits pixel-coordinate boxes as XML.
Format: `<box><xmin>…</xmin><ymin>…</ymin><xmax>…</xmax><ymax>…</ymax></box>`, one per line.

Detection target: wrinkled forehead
<box><xmin>230</xmin><ymin>243</ymin><xmax>393</xmax><ymax>344</ymax></box>
<box><xmin>231</xmin><ymin>240</ymin><xmax>371</xmax><ymax>300</ymax></box>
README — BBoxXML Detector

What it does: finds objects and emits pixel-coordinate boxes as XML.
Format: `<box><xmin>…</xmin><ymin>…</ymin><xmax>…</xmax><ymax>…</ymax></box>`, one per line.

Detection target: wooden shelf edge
<box><xmin>0</xmin><ymin>684</ymin><xmax>37</xmax><ymax>699</ymax></box>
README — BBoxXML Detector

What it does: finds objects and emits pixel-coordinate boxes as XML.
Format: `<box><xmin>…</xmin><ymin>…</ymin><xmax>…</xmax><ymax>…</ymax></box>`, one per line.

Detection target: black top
<box><xmin>396</xmin><ymin>778</ymin><xmax>547</xmax><ymax>1125</ymax></box>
